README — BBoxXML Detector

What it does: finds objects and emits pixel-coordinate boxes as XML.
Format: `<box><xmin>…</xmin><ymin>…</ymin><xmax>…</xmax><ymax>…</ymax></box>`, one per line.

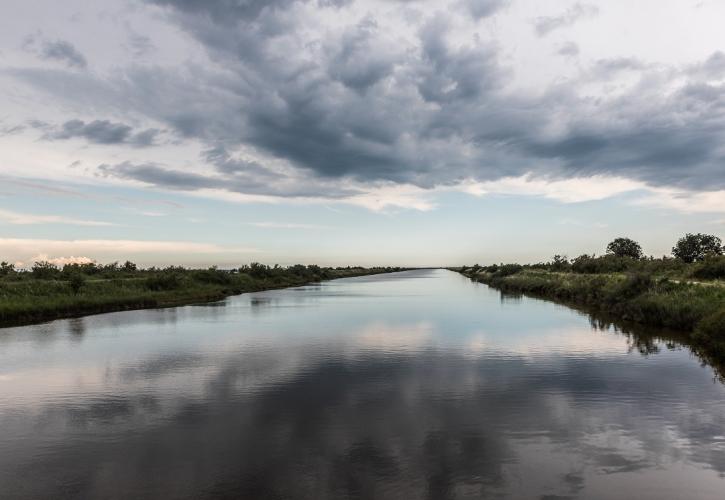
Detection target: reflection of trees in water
<box><xmin>497</xmin><ymin>288</ymin><xmax>725</xmax><ymax>383</ymax></box>
<box><xmin>586</xmin><ymin>310</ymin><xmax>725</xmax><ymax>383</ymax></box>
<box><xmin>67</xmin><ymin>317</ymin><xmax>86</xmax><ymax>340</ymax></box>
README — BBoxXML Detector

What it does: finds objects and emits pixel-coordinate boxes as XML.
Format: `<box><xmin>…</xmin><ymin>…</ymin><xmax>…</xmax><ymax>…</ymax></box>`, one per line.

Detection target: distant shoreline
<box><xmin>0</xmin><ymin>266</ymin><xmax>406</xmax><ymax>329</ymax></box>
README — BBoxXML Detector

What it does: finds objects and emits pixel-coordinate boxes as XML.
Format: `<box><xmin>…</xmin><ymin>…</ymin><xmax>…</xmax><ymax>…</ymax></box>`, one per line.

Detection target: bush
<box><xmin>0</xmin><ymin>261</ymin><xmax>14</xmax><ymax>276</ymax></box>
<box><xmin>692</xmin><ymin>256</ymin><xmax>725</xmax><ymax>280</ymax></box>
<box><xmin>492</xmin><ymin>264</ymin><xmax>523</xmax><ymax>278</ymax></box>
<box><xmin>193</xmin><ymin>267</ymin><xmax>234</xmax><ymax>285</ymax></box>
<box><xmin>144</xmin><ymin>272</ymin><xmax>182</xmax><ymax>291</ymax></box>
<box><xmin>549</xmin><ymin>255</ymin><xmax>570</xmax><ymax>272</ymax></box>
<box><xmin>68</xmin><ymin>273</ymin><xmax>86</xmax><ymax>294</ymax></box>
<box><xmin>572</xmin><ymin>254</ymin><xmax>634</xmax><ymax>274</ymax></box>
<box><xmin>694</xmin><ymin>306</ymin><xmax>725</xmax><ymax>351</ymax></box>
<box><xmin>32</xmin><ymin>261</ymin><xmax>60</xmax><ymax>280</ymax></box>
<box><xmin>611</xmin><ymin>272</ymin><xmax>653</xmax><ymax>299</ymax></box>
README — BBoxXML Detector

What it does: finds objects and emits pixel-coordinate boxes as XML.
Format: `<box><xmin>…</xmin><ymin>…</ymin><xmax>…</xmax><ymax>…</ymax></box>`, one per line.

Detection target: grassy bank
<box><xmin>0</xmin><ymin>263</ymin><xmax>405</xmax><ymax>328</ymax></box>
<box><xmin>457</xmin><ymin>260</ymin><xmax>725</xmax><ymax>355</ymax></box>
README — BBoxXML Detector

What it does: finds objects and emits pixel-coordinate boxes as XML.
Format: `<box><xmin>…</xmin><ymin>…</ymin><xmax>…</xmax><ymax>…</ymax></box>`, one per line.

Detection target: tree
<box><xmin>672</xmin><ymin>233</ymin><xmax>723</xmax><ymax>263</ymax></box>
<box><xmin>550</xmin><ymin>254</ymin><xmax>570</xmax><ymax>271</ymax></box>
<box><xmin>32</xmin><ymin>261</ymin><xmax>60</xmax><ymax>279</ymax></box>
<box><xmin>606</xmin><ymin>237</ymin><xmax>643</xmax><ymax>259</ymax></box>
<box><xmin>0</xmin><ymin>261</ymin><xmax>14</xmax><ymax>276</ymax></box>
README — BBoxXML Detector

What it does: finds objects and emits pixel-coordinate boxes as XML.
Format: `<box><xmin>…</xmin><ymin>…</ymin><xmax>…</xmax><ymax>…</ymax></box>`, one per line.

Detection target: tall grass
<box><xmin>0</xmin><ymin>265</ymin><xmax>404</xmax><ymax>327</ymax></box>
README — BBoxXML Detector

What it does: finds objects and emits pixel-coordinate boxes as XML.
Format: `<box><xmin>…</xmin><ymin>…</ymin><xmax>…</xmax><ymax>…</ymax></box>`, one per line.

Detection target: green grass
<box><xmin>0</xmin><ymin>266</ymin><xmax>404</xmax><ymax>327</ymax></box>
<box><xmin>457</xmin><ymin>267</ymin><xmax>725</xmax><ymax>370</ymax></box>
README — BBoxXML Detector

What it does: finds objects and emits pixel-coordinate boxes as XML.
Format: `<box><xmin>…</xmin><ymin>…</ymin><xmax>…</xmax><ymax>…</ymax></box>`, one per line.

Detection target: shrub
<box><xmin>692</xmin><ymin>256</ymin><xmax>725</xmax><ymax>280</ymax></box>
<box><xmin>572</xmin><ymin>254</ymin><xmax>634</xmax><ymax>274</ymax></box>
<box><xmin>611</xmin><ymin>272</ymin><xmax>653</xmax><ymax>299</ymax></box>
<box><xmin>144</xmin><ymin>272</ymin><xmax>182</xmax><ymax>291</ymax></box>
<box><xmin>32</xmin><ymin>261</ymin><xmax>60</xmax><ymax>280</ymax></box>
<box><xmin>694</xmin><ymin>306</ymin><xmax>725</xmax><ymax>352</ymax></box>
<box><xmin>68</xmin><ymin>273</ymin><xmax>86</xmax><ymax>294</ymax></box>
<box><xmin>492</xmin><ymin>264</ymin><xmax>523</xmax><ymax>278</ymax></box>
<box><xmin>0</xmin><ymin>261</ymin><xmax>14</xmax><ymax>276</ymax></box>
<box><xmin>193</xmin><ymin>267</ymin><xmax>234</xmax><ymax>285</ymax></box>
<box><xmin>549</xmin><ymin>255</ymin><xmax>570</xmax><ymax>272</ymax></box>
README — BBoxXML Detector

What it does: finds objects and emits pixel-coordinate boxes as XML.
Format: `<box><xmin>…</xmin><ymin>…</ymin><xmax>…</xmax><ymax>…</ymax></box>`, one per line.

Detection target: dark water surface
<box><xmin>2</xmin><ymin>269</ymin><xmax>725</xmax><ymax>499</ymax></box>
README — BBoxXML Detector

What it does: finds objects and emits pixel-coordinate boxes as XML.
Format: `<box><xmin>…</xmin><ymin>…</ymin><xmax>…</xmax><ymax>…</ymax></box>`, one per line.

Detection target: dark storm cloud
<box><xmin>45</xmin><ymin>119</ymin><xmax>161</xmax><ymax>146</ymax></box>
<box><xmin>98</xmin><ymin>160</ymin><xmax>358</xmax><ymax>198</ymax></box>
<box><xmin>146</xmin><ymin>0</ymin><xmax>306</xmax><ymax>23</ymax></box>
<box><xmin>8</xmin><ymin>0</ymin><xmax>725</xmax><ymax>198</ymax></box>
<box><xmin>327</xmin><ymin>18</ymin><xmax>396</xmax><ymax>92</ymax></box>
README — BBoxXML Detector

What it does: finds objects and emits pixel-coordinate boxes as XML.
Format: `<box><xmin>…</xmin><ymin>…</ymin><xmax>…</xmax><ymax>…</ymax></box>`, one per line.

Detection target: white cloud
<box><xmin>27</xmin><ymin>254</ymin><xmax>94</xmax><ymax>266</ymax></box>
<box><xmin>0</xmin><ymin>209</ymin><xmax>115</xmax><ymax>226</ymax></box>
<box><xmin>248</xmin><ymin>222</ymin><xmax>332</xmax><ymax>229</ymax></box>
<box><xmin>459</xmin><ymin>174</ymin><xmax>644</xmax><ymax>203</ymax></box>
<box><xmin>0</xmin><ymin>238</ymin><xmax>259</xmax><ymax>268</ymax></box>
<box><xmin>635</xmin><ymin>187</ymin><xmax>725</xmax><ymax>214</ymax></box>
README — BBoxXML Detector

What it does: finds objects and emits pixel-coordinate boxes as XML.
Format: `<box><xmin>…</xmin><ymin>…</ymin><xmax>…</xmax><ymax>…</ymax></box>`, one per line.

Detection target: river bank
<box><xmin>0</xmin><ymin>265</ymin><xmax>405</xmax><ymax>328</ymax></box>
<box><xmin>456</xmin><ymin>268</ymin><xmax>725</xmax><ymax>354</ymax></box>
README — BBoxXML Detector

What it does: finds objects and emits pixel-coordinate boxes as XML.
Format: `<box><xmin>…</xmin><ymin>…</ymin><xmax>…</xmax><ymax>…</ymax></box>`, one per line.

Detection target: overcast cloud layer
<box><xmin>0</xmin><ymin>0</ymin><xmax>724</xmax><ymax>265</ymax></box>
<box><xmin>2</xmin><ymin>0</ymin><xmax>725</xmax><ymax>207</ymax></box>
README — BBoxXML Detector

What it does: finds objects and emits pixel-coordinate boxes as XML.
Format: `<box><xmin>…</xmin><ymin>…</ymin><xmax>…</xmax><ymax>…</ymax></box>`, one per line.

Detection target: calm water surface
<box><xmin>1</xmin><ymin>269</ymin><xmax>725</xmax><ymax>499</ymax></box>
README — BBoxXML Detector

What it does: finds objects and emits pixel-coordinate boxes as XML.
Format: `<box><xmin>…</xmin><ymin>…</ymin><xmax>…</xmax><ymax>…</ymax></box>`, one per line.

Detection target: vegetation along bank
<box><xmin>0</xmin><ymin>261</ymin><xmax>405</xmax><ymax>327</ymax></box>
<box><xmin>458</xmin><ymin>233</ymin><xmax>725</xmax><ymax>354</ymax></box>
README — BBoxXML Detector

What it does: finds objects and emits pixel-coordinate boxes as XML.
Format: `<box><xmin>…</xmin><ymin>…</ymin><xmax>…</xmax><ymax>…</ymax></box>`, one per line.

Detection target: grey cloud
<box><xmin>462</xmin><ymin>0</ymin><xmax>507</xmax><ymax>20</ymax></box>
<box><xmin>593</xmin><ymin>57</ymin><xmax>648</xmax><ymax>74</ymax></box>
<box><xmin>328</xmin><ymin>18</ymin><xmax>396</xmax><ymax>92</ymax></box>
<box><xmin>45</xmin><ymin>119</ymin><xmax>161</xmax><ymax>146</ymax></box>
<box><xmin>146</xmin><ymin>0</ymin><xmax>305</xmax><ymax>23</ymax></box>
<box><xmin>558</xmin><ymin>42</ymin><xmax>579</xmax><ymax>58</ymax></box>
<box><xmin>691</xmin><ymin>51</ymin><xmax>725</xmax><ymax>79</ymax></box>
<box><xmin>127</xmin><ymin>33</ymin><xmax>155</xmax><ymax>57</ymax></box>
<box><xmin>417</xmin><ymin>16</ymin><xmax>503</xmax><ymax>103</ymax></box>
<box><xmin>98</xmin><ymin>162</ymin><xmax>218</xmax><ymax>190</ymax></box>
<box><xmin>25</xmin><ymin>36</ymin><xmax>88</xmax><ymax>68</ymax></box>
<box><xmin>534</xmin><ymin>3</ymin><xmax>599</xmax><ymax>37</ymax></box>
<box><xmin>9</xmin><ymin>1</ymin><xmax>725</xmax><ymax>198</ymax></box>
<box><xmin>98</xmin><ymin>160</ymin><xmax>359</xmax><ymax>199</ymax></box>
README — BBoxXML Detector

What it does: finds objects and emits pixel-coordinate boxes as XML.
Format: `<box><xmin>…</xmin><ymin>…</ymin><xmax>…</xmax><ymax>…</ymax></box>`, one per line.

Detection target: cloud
<box><xmin>248</xmin><ymin>222</ymin><xmax>332</xmax><ymax>229</ymax></box>
<box><xmin>126</xmin><ymin>33</ymin><xmax>155</xmax><ymax>57</ymax></box>
<box><xmin>44</xmin><ymin>119</ymin><xmax>161</xmax><ymax>146</ymax></box>
<box><xmin>534</xmin><ymin>3</ymin><xmax>599</xmax><ymax>37</ymax></box>
<box><xmin>461</xmin><ymin>175</ymin><xmax>644</xmax><ymax>203</ymax></box>
<box><xmin>0</xmin><ymin>238</ymin><xmax>259</xmax><ymax>267</ymax></box>
<box><xmin>5</xmin><ymin>0</ymin><xmax>725</xmax><ymax>211</ymax></box>
<box><xmin>461</xmin><ymin>0</ymin><xmax>508</xmax><ymax>20</ymax></box>
<box><xmin>27</xmin><ymin>254</ymin><xmax>94</xmax><ymax>266</ymax></box>
<box><xmin>0</xmin><ymin>209</ymin><xmax>115</xmax><ymax>226</ymax></box>
<box><xmin>24</xmin><ymin>35</ymin><xmax>87</xmax><ymax>68</ymax></box>
<box><xmin>558</xmin><ymin>41</ymin><xmax>580</xmax><ymax>58</ymax></box>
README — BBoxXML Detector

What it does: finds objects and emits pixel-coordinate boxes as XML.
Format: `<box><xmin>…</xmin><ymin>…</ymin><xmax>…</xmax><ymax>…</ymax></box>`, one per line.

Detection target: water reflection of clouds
<box><xmin>3</xmin><ymin>270</ymin><xmax>725</xmax><ymax>498</ymax></box>
<box><xmin>4</xmin><ymin>340</ymin><xmax>725</xmax><ymax>498</ymax></box>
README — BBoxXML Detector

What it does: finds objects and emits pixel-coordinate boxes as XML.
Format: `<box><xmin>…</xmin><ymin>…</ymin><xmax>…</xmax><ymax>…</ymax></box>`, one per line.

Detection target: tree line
<box><xmin>463</xmin><ymin>233</ymin><xmax>725</xmax><ymax>279</ymax></box>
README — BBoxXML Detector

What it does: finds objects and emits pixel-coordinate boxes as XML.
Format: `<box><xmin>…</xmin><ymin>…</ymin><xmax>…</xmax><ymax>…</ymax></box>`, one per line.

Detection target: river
<box><xmin>1</xmin><ymin>269</ymin><xmax>724</xmax><ymax>499</ymax></box>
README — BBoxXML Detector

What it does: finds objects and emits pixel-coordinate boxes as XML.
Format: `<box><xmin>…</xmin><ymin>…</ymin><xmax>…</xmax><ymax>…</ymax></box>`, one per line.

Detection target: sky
<box><xmin>1</xmin><ymin>0</ymin><xmax>724</xmax><ymax>268</ymax></box>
